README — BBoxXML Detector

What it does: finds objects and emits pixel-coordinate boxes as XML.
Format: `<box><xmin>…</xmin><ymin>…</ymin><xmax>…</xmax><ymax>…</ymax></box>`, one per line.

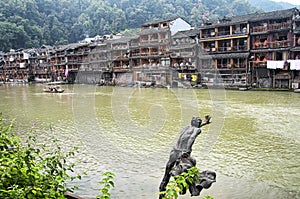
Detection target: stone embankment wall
<box><xmin>75</xmin><ymin>71</ymin><xmax>103</xmax><ymax>84</ymax></box>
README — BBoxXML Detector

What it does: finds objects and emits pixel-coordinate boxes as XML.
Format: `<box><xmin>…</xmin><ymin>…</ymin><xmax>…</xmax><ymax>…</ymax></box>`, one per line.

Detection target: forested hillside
<box><xmin>0</xmin><ymin>0</ymin><xmax>263</xmax><ymax>52</ymax></box>
<box><xmin>247</xmin><ymin>0</ymin><xmax>297</xmax><ymax>12</ymax></box>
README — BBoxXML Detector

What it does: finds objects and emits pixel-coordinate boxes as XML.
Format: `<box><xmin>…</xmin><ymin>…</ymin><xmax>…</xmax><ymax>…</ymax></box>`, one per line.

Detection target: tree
<box><xmin>0</xmin><ymin>0</ymin><xmax>259</xmax><ymax>51</ymax></box>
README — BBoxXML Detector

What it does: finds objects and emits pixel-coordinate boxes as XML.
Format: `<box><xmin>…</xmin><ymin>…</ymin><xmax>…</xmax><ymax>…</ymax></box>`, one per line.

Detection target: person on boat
<box><xmin>159</xmin><ymin>115</ymin><xmax>211</xmax><ymax>198</ymax></box>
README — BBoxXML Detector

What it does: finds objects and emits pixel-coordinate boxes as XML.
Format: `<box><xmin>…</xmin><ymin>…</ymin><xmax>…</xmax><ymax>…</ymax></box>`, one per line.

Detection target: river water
<box><xmin>0</xmin><ymin>84</ymin><xmax>299</xmax><ymax>199</ymax></box>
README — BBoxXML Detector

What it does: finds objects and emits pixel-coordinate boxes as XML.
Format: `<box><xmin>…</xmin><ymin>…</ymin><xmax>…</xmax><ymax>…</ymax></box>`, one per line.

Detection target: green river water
<box><xmin>0</xmin><ymin>84</ymin><xmax>299</xmax><ymax>199</ymax></box>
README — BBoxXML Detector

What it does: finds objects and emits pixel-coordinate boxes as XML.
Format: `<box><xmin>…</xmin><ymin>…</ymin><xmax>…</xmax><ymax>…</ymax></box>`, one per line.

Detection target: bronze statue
<box><xmin>159</xmin><ymin>116</ymin><xmax>216</xmax><ymax>198</ymax></box>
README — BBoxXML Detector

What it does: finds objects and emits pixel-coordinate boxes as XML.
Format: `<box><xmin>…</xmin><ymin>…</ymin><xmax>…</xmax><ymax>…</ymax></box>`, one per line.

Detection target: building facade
<box><xmin>199</xmin><ymin>8</ymin><xmax>300</xmax><ymax>89</ymax></box>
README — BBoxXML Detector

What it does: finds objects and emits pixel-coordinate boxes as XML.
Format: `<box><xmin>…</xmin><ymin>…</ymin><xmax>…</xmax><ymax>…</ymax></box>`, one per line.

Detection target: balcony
<box><xmin>252</xmin><ymin>26</ymin><xmax>268</xmax><ymax>33</ymax></box>
<box><xmin>253</xmin><ymin>40</ymin><xmax>269</xmax><ymax>49</ymax></box>
<box><xmin>252</xmin><ymin>22</ymin><xmax>291</xmax><ymax>33</ymax></box>
<box><xmin>217</xmin><ymin>64</ymin><xmax>231</xmax><ymax>69</ymax></box>
<box><xmin>139</xmin><ymin>52</ymin><xmax>161</xmax><ymax>57</ymax></box>
<box><xmin>232</xmin><ymin>45</ymin><xmax>247</xmax><ymax>51</ymax></box>
<box><xmin>113</xmin><ymin>66</ymin><xmax>131</xmax><ymax>72</ymax></box>
<box><xmin>268</xmin><ymin>22</ymin><xmax>291</xmax><ymax>31</ymax></box>
<box><xmin>269</xmin><ymin>40</ymin><xmax>290</xmax><ymax>48</ymax></box>
<box><xmin>217</xmin><ymin>46</ymin><xmax>232</xmax><ymax>52</ymax></box>
<box><xmin>217</xmin><ymin>30</ymin><xmax>230</xmax><ymax>37</ymax></box>
<box><xmin>253</xmin><ymin>40</ymin><xmax>290</xmax><ymax>49</ymax></box>
<box><xmin>201</xmin><ymin>32</ymin><xmax>216</xmax><ymax>38</ymax></box>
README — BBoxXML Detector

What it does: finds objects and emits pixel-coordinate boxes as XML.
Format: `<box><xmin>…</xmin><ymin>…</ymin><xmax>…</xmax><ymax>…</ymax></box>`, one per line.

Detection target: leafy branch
<box><xmin>96</xmin><ymin>172</ymin><xmax>115</xmax><ymax>199</ymax></box>
<box><xmin>159</xmin><ymin>167</ymin><xmax>214</xmax><ymax>199</ymax></box>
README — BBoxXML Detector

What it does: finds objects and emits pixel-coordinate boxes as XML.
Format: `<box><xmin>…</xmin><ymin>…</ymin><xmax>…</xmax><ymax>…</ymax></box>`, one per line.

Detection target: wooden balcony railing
<box><xmin>253</xmin><ymin>40</ymin><xmax>290</xmax><ymax>49</ymax></box>
<box><xmin>204</xmin><ymin>45</ymin><xmax>247</xmax><ymax>52</ymax></box>
<box><xmin>218</xmin><ymin>30</ymin><xmax>230</xmax><ymax>36</ymax></box>
<box><xmin>253</xmin><ymin>41</ymin><xmax>268</xmax><ymax>49</ymax></box>
<box><xmin>268</xmin><ymin>22</ymin><xmax>290</xmax><ymax>30</ymax></box>
<box><xmin>252</xmin><ymin>26</ymin><xmax>268</xmax><ymax>33</ymax></box>
<box><xmin>232</xmin><ymin>45</ymin><xmax>247</xmax><ymax>51</ymax></box>
<box><xmin>217</xmin><ymin>64</ymin><xmax>246</xmax><ymax>69</ymax></box>
<box><xmin>269</xmin><ymin>40</ymin><xmax>290</xmax><ymax>48</ymax></box>
<box><xmin>252</xmin><ymin>22</ymin><xmax>291</xmax><ymax>33</ymax></box>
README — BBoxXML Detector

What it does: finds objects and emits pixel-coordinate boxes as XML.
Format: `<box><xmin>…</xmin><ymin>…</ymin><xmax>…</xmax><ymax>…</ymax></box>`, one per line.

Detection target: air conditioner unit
<box><xmin>210</xmin><ymin>32</ymin><xmax>215</xmax><ymax>36</ymax></box>
<box><xmin>211</xmin><ymin>48</ymin><xmax>216</xmax><ymax>52</ymax></box>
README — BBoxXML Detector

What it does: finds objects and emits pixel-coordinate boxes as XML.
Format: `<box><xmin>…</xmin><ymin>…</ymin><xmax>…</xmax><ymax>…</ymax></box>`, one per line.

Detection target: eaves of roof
<box><xmin>200</xmin><ymin>8</ymin><xmax>299</xmax><ymax>29</ymax></box>
<box><xmin>141</xmin><ymin>17</ymin><xmax>179</xmax><ymax>26</ymax></box>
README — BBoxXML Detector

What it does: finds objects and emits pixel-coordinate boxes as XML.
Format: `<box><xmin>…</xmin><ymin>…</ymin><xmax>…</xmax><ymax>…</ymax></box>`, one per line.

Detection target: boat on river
<box><xmin>238</xmin><ymin>87</ymin><xmax>248</xmax><ymax>91</ymax></box>
<box><xmin>43</xmin><ymin>86</ymin><xmax>64</xmax><ymax>93</ymax></box>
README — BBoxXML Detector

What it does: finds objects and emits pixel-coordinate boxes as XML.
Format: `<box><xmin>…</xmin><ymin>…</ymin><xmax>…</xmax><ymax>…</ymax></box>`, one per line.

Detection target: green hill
<box><xmin>0</xmin><ymin>0</ymin><xmax>286</xmax><ymax>52</ymax></box>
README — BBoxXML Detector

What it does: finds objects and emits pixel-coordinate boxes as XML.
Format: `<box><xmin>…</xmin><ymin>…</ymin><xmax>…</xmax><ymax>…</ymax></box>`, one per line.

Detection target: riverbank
<box><xmin>1</xmin><ymin>80</ymin><xmax>299</xmax><ymax>93</ymax></box>
<box><xmin>247</xmin><ymin>87</ymin><xmax>292</xmax><ymax>92</ymax></box>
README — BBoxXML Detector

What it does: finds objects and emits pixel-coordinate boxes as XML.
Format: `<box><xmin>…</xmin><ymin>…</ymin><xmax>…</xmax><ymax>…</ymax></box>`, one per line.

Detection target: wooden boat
<box><xmin>239</xmin><ymin>87</ymin><xmax>248</xmax><ymax>91</ymax></box>
<box><xmin>43</xmin><ymin>86</ymin><xmax>64</xmax><ymax>93</ymax></box>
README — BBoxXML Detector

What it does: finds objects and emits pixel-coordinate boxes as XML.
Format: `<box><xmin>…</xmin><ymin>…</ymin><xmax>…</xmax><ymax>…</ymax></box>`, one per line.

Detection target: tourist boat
<box><xmin>239</xmin><ymin>87</ymin><xmax>248</xmax><ymax>91</ymax></box>
<box><xmin>43</xmin><ymin>86</ymin><xmax>64</xmax><ymax>93</ymax></box>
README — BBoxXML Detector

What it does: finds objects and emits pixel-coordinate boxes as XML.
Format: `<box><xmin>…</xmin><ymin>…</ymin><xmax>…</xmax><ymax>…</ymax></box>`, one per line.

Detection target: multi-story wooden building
<box><xmin>170</xmin><ymin>29</ymin><xmax>200</xmax><ymax>86</ymax></box>
<box><xmin>290</xmin><ymin>13</ymin><xmax>300</xmax><ymax>88</ymax></box>
<box><xmin>130</xmin><ymin>17</ymin><xmax>192</xmax><ymax>86</ymax></box>
<box><xmin>48</xmin><ymin>42</ymin><xmax>91</xmax><ymax>83</ymax></box>
<box><xmin>198</xmin><ymin>8</ymin><xmax>300</xmax><ymax>89</ymax></box>
<box><xmin>88</xmin><ymin>17</ymin><xmax>193</xmax><ymax>86</ymax></box>
<box><xmin>199</xmin><ymin>15</ymin><xmax>250</xmax><ymax>87</ymax></box>
<box><xmin>0</xmin><ymin>51</ymin><xmax>4</xmax><ymax>81</ymax></box>
<box><xmin>109</xmin><ymin>37</ymin><xmax>133</xmax><ymax>85</ymax></box>
<box><xmin>32</xmin><ymin>45</ymin><xmax>52</xmax><ymax>82</ymax></box>
<box><xmin>88</xmin><ymin>41</ymin><xmax>111</xmax><ymax>84</ymax></box>
<box><xmin>1</xmin><ymin>49</ymin><xmax>31</xmax><ymax>83</ymax></box>
<box><xmin>249</xmin><ymin>8</ymin><xmax>297</xmax><ymax>88</ymax></box>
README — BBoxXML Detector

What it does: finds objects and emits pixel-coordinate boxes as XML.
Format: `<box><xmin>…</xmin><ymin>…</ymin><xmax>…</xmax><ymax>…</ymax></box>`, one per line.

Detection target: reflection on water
<box><xmin>0</xmin><ymin>84</ymin><xmax>299</xmax><ymax>199</ymax></box>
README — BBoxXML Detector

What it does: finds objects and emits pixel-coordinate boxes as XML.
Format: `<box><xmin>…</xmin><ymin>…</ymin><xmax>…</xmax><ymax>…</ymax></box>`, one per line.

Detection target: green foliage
<box><xmin>203</xmin><ymin>196</ymin><xmax>215</xmax><ymax>199</ymax></box>
<box><xmin>0</xmin><ymin>116</ymin><xmax>81</xmax><ymax>198</ymax></box>
<box><xmin>96</xmin><ymin>172</ymin><xmax>115</xmax><ymax>199</ymax></box>
<box><xmin>159</xmin><ymin>167</ymin><xmax>214</xmax><ymax>199</ymax></box>
<box><xmin>0</xmin><ymin>0</ymin><xmax>259</xmax><ymax>52</ymax></box>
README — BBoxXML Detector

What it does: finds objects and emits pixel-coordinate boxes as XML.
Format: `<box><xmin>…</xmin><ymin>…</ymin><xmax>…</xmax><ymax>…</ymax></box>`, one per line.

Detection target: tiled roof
<box><xmin>108</xmin><ymin>36</ymin><xmax>136</xmax><ymax>44</ymax></box>
<box><xmin>172</xmin><ymin>28</ymin><xmax>199</xmax><ymax>38</ymax></box>
<box><xmin>141</xmin><ymin>17</ymin><xmax>179</xmax><ymax>26</ymax></box>
<box><xmin>200</xmin><ymin>8</ymin><xmax>299</xmax><ymax>28</ymax></box>
<box><xmin>249</xmin><ymin>7</ymin><xmax>298</xmax><ymax>22</ymax></box>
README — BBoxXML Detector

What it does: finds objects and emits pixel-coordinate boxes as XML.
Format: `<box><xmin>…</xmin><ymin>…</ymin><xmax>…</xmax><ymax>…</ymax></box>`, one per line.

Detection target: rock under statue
<box><xmin>159</xmin><ymin>116</ymin><xmax>216</xmax><ymax>198</ymax></box>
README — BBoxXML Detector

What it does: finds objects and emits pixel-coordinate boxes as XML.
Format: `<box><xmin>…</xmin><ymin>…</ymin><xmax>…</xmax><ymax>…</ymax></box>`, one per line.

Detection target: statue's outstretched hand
<box><xmin>204</xmin><ymin>115</ymin><xmax>211</xmax><ymax>124</ymax></box>
<box><xmin>200</xmin><ymin>115</ymin><xmax>211</xmax><ymax>127</ymax></box>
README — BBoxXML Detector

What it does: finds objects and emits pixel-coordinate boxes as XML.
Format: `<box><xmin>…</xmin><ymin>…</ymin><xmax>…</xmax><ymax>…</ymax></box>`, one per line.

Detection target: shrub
<box><xmin>0</xmin><ymin>116</ymin><xmax>81</xmax><ymax>198</ymax></box>
<box><xmin>159</xmin><ymin>167</ymin><xmax>214</xmax><ymax>199</ymax></box>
